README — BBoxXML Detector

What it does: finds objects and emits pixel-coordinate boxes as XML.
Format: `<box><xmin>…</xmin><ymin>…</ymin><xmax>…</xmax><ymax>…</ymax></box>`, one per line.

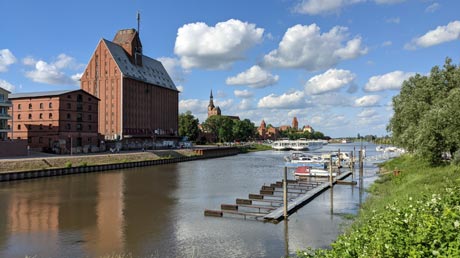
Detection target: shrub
<box><xmin>64</xmin><ymin>162</ymin><xmax>72</xmax><ymax>168</ymax></box>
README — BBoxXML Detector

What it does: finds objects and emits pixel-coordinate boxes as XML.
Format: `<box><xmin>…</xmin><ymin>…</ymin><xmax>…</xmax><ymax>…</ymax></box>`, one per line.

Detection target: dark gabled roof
<box><xmin>0</xmin><ymin>86</ymin><xmax>11</xmax><ymax>94</ymax></box>
<box><xmin>9</xmin><ymin>89</ymin><xmax>99</xmax><ymax>100</ymax></box>
<box><xmin>103</xmin><ymin>39</ymin><xmax>177</xmax><ymax>91</ymax></box>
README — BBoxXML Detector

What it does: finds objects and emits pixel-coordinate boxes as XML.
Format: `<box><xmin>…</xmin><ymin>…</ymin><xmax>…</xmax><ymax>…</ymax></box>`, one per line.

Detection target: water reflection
<box><xmin>0</xmin><ymin>143</ymin><xmax>381</xmax><ymax>257</ymax></box>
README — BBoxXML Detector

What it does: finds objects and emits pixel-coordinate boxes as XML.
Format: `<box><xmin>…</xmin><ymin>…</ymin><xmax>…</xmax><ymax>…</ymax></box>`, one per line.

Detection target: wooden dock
<box><xmin>204</xmin><ymin>170</ymin><xmax>353</xmax><ymax>221</ymax></box>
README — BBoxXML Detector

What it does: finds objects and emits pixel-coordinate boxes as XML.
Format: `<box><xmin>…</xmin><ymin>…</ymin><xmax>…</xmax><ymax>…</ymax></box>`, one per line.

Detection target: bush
<box><xmin>452</xmin><ymin>150</ymin><xmax>460</xmax><ymax>166</ymax></box>
<box><xmin>64</xmin><ymin>162</ymin><xmax>72</xmax><ymax>168</ymax></box>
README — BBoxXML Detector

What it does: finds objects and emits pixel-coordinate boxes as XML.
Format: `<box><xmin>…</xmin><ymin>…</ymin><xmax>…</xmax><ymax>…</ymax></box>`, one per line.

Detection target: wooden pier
<box><xmin>204</xmin><ymin>170</ymin><xmax>353</xmax><ymax>222</ymax></box>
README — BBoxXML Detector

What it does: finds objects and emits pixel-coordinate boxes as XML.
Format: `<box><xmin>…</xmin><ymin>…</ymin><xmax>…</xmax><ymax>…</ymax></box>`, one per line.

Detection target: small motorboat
<box><xmin>293</xmin><ymin>166</ymin><xmax>336</xmax><ymax>177</ymax></box>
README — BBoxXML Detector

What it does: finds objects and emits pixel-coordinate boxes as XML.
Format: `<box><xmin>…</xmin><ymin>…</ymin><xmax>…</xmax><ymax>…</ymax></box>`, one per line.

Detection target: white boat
<box><xmin>376</xmin><ymin>146</ymin><xmax>384</xmax><ymax>152</ymax></box>
<box><xmin>285</xmin><ymin>152</ymin><xmax>327</xmax><ymax>169</ymax></box>
<box><xmin>272</xmin><ymin>139</ymin><xmax>324</xmax><ymax>151</ymax></box>
<box><xmin>293</xmin><ymin>166</ymin><xmax>336</xmax><ymax>177</ymax></box>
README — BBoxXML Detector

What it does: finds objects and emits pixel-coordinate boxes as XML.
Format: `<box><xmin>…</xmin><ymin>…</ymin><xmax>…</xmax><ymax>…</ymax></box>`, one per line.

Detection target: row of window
<box><xmin>16</xmin><ymin>123</ymin><xmax>92</xmax><ymax>131</ymax></box>
<box><xmin>17</xmin><ymin>102</ymin><xmax>92</xmax><ymax>110</ymax></box>
<box><xmin>16</xmin><ymin>113</ymin><xmax>92</xmax><ymax>120</ymax></box>
<box><xmin>26</xmin><ymin>136</ymin><xmax>93</xmax><ymax>144</ymax></box>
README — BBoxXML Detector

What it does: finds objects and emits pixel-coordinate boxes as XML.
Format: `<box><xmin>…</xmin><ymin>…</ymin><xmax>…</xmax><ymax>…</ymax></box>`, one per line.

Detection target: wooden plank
<box><xmin>236</xmin><ymin>198</ymin><xmax>252</xmax><ymax>205</ymax></box>
<box><xmin>336</xmin><ymin>180</ymin><xmax>357</xmax><ymax>185</ymax></box>
<box><xmin>260</xmin><ymin>190</ymin><xmax>274</xmax><ymax>195</ymax></box>
<box><xmin>221</xmin><ymin>204</ymin><xmax>238</xmax><ymax>210</ymax></box>
<box><xmin>261</xmin><ymin>186</ymin><xmax>275</xmax><ymax>191</ymax></box>
<box><xmin>249</xmin><ymin>193</ymin><xmax>264</xmax><ymax>199</ymax></box>
<box><xmin>237</xmin><ymin>204</ymin><xmax>277</xmax><ymax>210</ymax></box>
<box><xmin>204</xmin><ymin>209</ymin><xmax>223</xmax><ymax>217</ymax></box>
<box><xmin>221</xmin><ymin>210</ymin><xmax>267</xmax><ymax>217</ymax></box>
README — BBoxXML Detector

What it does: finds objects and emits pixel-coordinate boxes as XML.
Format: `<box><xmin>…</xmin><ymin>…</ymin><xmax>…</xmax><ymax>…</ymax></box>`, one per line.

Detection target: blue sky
<box><xmin>1</xmin><ymin>0</ymin><xmax>459</xmax><ymax>137</ymax></box>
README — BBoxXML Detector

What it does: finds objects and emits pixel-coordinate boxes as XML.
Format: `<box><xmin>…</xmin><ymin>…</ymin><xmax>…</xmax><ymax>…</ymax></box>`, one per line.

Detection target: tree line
<box><xmin>388</xmin><ymin>58</ymin><xmax>460</xmax><ymax>165</ymax></box>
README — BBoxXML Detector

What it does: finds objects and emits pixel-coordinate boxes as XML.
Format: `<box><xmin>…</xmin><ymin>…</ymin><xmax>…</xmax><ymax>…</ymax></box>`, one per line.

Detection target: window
<box><xmin>67</xmin><ymin>103</ymin><xmax>71</xmax><ymax>109</ymax></box>
<box><xmin>77</xmin><ymin>94</ymin><xmax>83</xmax><ymax>102</ymax></box>
<box><xmin>39</xmin><ymin>124</ymin><xmax>43</xmax><ymax>130</ymax></box>
<box><xmin>67</xmin><ymin>95</ymin><xmax>71</xmax><ymax>99</ymax></box>
<box><xmin>39</xmin><ymin>113</ymin><xmax>43</xmax><ymax>119</ymax></box>
<box><xmin>66</xmin><ymin>113</ymin><xmax>71</xmax><ymax>119</ymax></box>
<box><xmin>40</xmin><ymin>103</ymin><xmax>43</xmax><ymax>109</ymax></box>
<box><xmin>88</xmin><ymin>105</ymin><xmax>92</xmax><ymax>111</ymax></box>
<box><xmin>88</xmin><ymin>124</ymin><xmax>92</xmax><ymax>130</ymax></box>
<box><xmin>76</xmin><ymin>124</ymin><xmax>82</xmax><ymax>131</ymax></box>
<box><xmin>28</xmin><ymin>114</ymin><xmax>32</xmax><ymax>119</ymax></box>
<box><xmin>49</xmin><ymin>113</ymin><xmax>53</xmax><ymax>119</ymax></box>
<box><xmin>76</xmin><ymin>103</ymin><xmax>83</xmax><ymax>111</ymax></box>
<box><xmin>77</xmin><ymin>113</ymin><xmax>82</xmax><ymax>122</ymax></box>
<box><xmin>18</xmin><ymin>104</ymin><xmax>21</xmax><ymax>110</ymax></box>
<box><xmin>17</xmin><ymin>114</ymin><xmax>21</xmax><ymax>120</ymax></box>
<box><xmin>49</xmin><ymin>102</ymin><xmax>52</xmax><ymax>108</ymax></box>
<box><xmin>17</xmin><ymin>124</ymin><xmax>21</xmax><ymax>130</ymax></box>
<box><xmin>28</xmin><ymin>137</ymin><xmax>32</xmax><ymax>143</ymax></box>
<box><xmin>66</xmin><ymin>123</ymin><xmax>71</xmax><ymax>130</ymax></box>
<box><xmin>88</xmin><ymin>114</ymin><xmax>92</xmax><ymax>121</ymax></box>
<box><xmin>39</xmin><ymin>137</ymin><xmax>43</xmax><ymax>143</ymax></box>
<box><xmin>49</xmin><ymin>124</ymin><xmax>52</xmax><ymax>129</ymax></box>
<box><xmin>88</xmin><ymin>137</ymin><xmax>91</xmax><ymax>143</ymax></box>
<box><xmin>28</xmin><ymin>103</ymin><xmax>32</xmax><ymax>109</ymax></box>
<box><xmin>88</xmin><ymin>97</ymin><xmax>92</xmax><ymax>101</ymax></box>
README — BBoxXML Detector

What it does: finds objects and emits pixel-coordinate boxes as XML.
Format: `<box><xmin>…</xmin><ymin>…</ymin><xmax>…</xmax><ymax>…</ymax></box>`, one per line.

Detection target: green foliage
<box><xmin>179</xmin><ymin>111</ymin><xmax>200</xmax><ymax>141</ymax></box>
<box><xmin>203</xmin><ymin>116</ymin><xmax>256</xmax><ymax>143</ymax></box>
<box><xmin>79</xmin><ymin>162</ymin><xmax>88</xmax><ymax>167</ymax></box>
<box><xmin>233</xmin><ymin>119</ymin><xmax>256</xmax><ymax>141</ymax></box>
<box><xmin>64</xmin><ymin>161</ymin><xmax>72</xmax><ymax>168</ymax></box>
<box><xmin>297</xmin><ymin>155</ymin><xmax>460</xmax><ymax>257</ymax></box>
<box><xmin>388</xmin><ymin>58</ymin><xmax>460</xmax><ymax>165</ymax></box>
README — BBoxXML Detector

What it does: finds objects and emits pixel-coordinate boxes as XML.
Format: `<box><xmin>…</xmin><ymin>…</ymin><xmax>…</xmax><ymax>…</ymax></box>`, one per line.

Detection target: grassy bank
<box><xmin>298</xmin><ymin>155</ymin><xmax>460</xmax><ymax>257</ymax></box>
<box><xmin>238</xmin><ymin>143</ymin><xmax>272</xmax><ymax>153</ymax></box>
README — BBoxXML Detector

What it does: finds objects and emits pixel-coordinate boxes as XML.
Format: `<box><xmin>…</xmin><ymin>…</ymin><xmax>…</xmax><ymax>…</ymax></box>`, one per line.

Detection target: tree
<box><xmin>388</xmin><ymin>58</ymin><xmax>460</xmax><ymax>165</ymax></box>
<box><xmin>233</xmin><ymin>119</ymin><xmax>256</xmax><ymax>141</ymax></box>
<box><xmin>202</xmin><ymin>115</ymin><xmax>234</xmax><ymax>143</ymax></box>
<box><xmin>178</xmin><ymin>111</ymin><xmax>199</xmax><ymax>142</ymax></box>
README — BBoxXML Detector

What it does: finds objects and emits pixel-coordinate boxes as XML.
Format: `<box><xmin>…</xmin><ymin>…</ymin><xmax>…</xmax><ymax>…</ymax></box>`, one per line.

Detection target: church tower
<box><xmin>207</xmin><ymin>90</ymin><xmax>221</xmax><ymax>118</ymax></box>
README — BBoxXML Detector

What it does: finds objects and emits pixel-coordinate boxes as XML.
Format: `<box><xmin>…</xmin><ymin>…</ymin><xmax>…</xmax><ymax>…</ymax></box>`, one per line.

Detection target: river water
<box><xmin>0</xmin><ymin>143</ymin><xmax>381</xmax><ymax>258</ymax></box>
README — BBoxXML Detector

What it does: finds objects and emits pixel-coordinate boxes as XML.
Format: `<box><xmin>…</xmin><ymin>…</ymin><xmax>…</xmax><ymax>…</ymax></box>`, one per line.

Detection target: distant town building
<box><xmin>278</xmin><ymin>125</ymin><xmax>291</xmax><ymax>132</ymax></box>
<box><xmin>8</xmin><ymin>90</ymin><xmax>100</xmax><ymax>153</ymax></box>
<box><xmin>292</xmin><ymin>117</ymin><xmax>298</xmax><ymax>130</ymax></box>
<box><xmin>0</xmin><ymin>87</ymin><xmax>11</xmax><ymax>141</ymax></box>
<box><xmin>80</xmin><ymin>28</ymin><xmax>179</xmax><ymax>142</ymax></box>
<box><xmin>257</xmin><ymin>119</ymin><xmax>280</xmax><ymax>140</ymax></box>
<box><xmin>303</xmin><ymin>125</ymin><xmax>313</xmax><ymax>133</ymax></box>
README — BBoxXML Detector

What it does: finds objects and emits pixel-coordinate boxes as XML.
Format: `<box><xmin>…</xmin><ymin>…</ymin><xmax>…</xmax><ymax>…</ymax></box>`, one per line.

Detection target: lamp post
<box><xmin>69</xmin><ymin>135</ymin><xmax>73</xmax><ymax>156</ymax></box>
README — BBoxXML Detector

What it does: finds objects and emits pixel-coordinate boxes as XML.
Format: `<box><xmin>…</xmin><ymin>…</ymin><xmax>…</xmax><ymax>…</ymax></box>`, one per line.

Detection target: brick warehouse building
<box><xmin>8</xmin><ymin>90</ymin><xmax>100</xmax><ymax>153</ymax></box>
<box><xmin>80</xmin><ymin>28</ymin><xmax>179</xmax><ymax>144</ymax></box>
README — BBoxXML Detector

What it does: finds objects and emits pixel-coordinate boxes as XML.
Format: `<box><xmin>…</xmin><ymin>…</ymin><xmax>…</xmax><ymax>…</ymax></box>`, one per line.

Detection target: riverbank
<box><xmin>298</xmin><ymin>155</ymin><xmax>460</xmax><ymax>257</ymax></box>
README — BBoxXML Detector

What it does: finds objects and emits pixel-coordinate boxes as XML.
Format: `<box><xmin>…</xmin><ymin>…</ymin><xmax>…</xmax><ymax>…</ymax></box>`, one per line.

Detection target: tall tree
<box><xmin>178</xmin><ymin>111</ymin><xmax>199</xmax><ymax>141</ymax></box>
<box><xmin>203</xmin><ymin>115</ymin><xmax>234</xmax><ymax>143</ymax></box>
<box><xmin>233</xmin><ymin>119</ymin><xmax>256</xmax><ymax>141</ymax></box>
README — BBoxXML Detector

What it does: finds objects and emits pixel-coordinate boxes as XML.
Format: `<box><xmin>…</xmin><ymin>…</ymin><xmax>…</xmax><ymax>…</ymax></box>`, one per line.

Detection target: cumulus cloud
<box><xmin>157</xmin><ymin>57</ymin><xmax>186</xmax><ymax>83</ymax></box>
<box><xmin>354</xmin><ymin>95</ymin><xmax>381</xmax><ymax>107</ymax></box>
<box><xmin>382</xmin><ymin>41</ymin><xmax>392</xmax><ymax>47</ymax></box>
<box><xmin>174</xmin><ymin>19</ymin><xmax>264</xmax><ymax>70</ymax></box>
<box><xmin>305</xmin><ymin>69</ymin><xmax>356</xmax><ymax>95</ymax></box>
<box><xmin>405</xmin><ymin>20</ymin><xmax>460</xmax><ymax>50</ymax></box>
<box><xmin>293</xmin><ymin>0</ymin><xmax>365</xmax><ymax>15</ymax></box>
<box><xmin>257</xmin><ymin>90</ymin><xmax>305</xmax><ymax>109</ymax></box>
<box><xmin>226</xmin><ymin>65</ymin><xmax>279</xmax><ymax>88</ymax></box>
<box><xmin>179</xmin><ymin>99</ymin><xmax>208</xmax><ymax>114</ymax></box>
<box><xmin>425</xmin><ymin>2</ymin><xmax>439</xmax><ymax>13</ymax></box>
<box><xmin>22</xmin><ymin>56</ymin><xmax>37</xmax><ymax>66</ymax></box>
<box><xmin>263</xmin><ymin>24</ymin><xmax>367</xmax><ymax>71</ymax></box>
<box><xmin>234</xmin><ymin>89</ymin><xmax>254</xmax><ymax>98</ymax></box>
<box><xmin>176</xmin><ymin>85</ymin><xmax>184</xmax><ymax>92</ymax></box>
<box><xmin>25</xmin><ymin>54</ymin><xmax>83</xmax><ymax>85</ymax></box>
<box><xmin>0</xmin><ymin>79</ymin><xmax>16</xmax><ymax>92</ymax></box>
<box><xmin>357</xmin><ymin>108</ymin><xmax>378</xmax><ymax>118</ymax></box>
<box><xmin>238</xmin><ymin>99</ymin><xmax>253</xmax><ymax>110</ymax></box>
<box><xmin>364</xmin><ymin>71</ymin><xmax>415</xmax><ymax>91</ymax></box>
<box><xmin>0</xmin><ymin>49</ymin><xmax>16</xmax><ymax>72</ymax></box>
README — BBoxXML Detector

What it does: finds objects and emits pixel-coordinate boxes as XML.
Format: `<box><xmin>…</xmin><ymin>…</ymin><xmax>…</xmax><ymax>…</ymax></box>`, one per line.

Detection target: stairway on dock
<box><xmin>204</xmin><ymin>171</ymin><xmax>353</xmax><ymax>222</ymax></box>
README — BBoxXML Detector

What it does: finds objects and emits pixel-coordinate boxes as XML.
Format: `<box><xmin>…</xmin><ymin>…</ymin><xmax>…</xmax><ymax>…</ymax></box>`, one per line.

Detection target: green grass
<box><xmin>298</xmin><ymin>155</ymin><xmax>460</xmax><ymax>257</ymax></box>
<box><xmin>238</xmin><ymin>144</ymin><xmax>272</xmax><ymax>153</ymax></box>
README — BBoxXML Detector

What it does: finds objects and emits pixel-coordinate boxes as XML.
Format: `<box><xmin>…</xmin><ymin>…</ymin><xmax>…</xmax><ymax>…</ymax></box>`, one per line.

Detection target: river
<box><xmin>0</xmin><ymin>142</ymin><xmax>382</xmax><ymax>258</ymax></box>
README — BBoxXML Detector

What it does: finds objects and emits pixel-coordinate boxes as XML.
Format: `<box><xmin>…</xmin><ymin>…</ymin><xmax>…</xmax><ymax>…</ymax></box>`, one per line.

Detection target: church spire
<box><xmin>208</xmin><ymin>90</ymin><xmax>215</xmax><ymax>109</ymax></box>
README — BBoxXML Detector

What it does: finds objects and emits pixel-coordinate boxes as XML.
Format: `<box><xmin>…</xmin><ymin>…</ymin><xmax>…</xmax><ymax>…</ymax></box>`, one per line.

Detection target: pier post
<box><xmin>283</xmin><ymin>166</ymin><xmax>288</xmax><ymax>219</ymax></box>
<box><xmin>329</xmin><ymin>153</ymin><xmax>333</xmax><ymax>187</ymax></box>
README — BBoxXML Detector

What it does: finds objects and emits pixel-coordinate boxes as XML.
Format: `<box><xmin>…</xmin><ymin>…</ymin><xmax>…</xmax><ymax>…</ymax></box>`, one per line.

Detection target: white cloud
<box><xmin>364</xmin><ymin>71</ymin><xmax>415</xmax><ymax>91</ymax></box>
<box><xmin>382</xmin><ymin>41</ymin><xmax>392</xmax><ymax>47</ymax></box>
<box><xmin>0</xmin><ymin>49</ymin><xmax>16</xmax><ymax>72</ymax></box>
<box><xmin>174</xmin><ymin>19</ymin><xmax>264</xmax><ymax>69</ymax></box>
<box><xmin>176</xmin><ymin>85</ymin><xmax>184</xmax><ymax>92</ymax></box>
<box><xmin>354</xmin><ymin>95</ymin><xmax>382</xmax><ymax>107</ymax></box>
<box><xmin>385</xmin><ymin>17</ymin><xmax>400</xmax><ymax>24</ymax></box>
<box><xmin>25</xmin><ymin>54</ymin><xmax>83</xmax><ymax>85</ymax></box>
<box><xmin>179</xmin><ymin>99</ymin><xmax>208</xmax><ymax>114</ymax></box>
<box><xmin>425</xmin><ymin>3</ymin><xmax>439</xmax><ymax>13</ymax></box>
<box><xmin>258</xmin><ymin>90</ymin><xmax>305</xmax><ymax>109</ymax></box>
<box><xmin>0</xmin><ymin>79</ymin><xmax>16</xmax><ymax>92</ymax></box>
<box><xmin>305</xmin><ymin>69</ymin><xmax>356</xmax><ymax>95</ymax></box>
<box><xmin>263</xmin><ymin>24</ymin><xmax>367</xmax><ymax>71</ymax></box>
<box><xmin>22</xmin><ymin>56</ymin><xmax>37</xmax><ymax>66</ymax></box>
<box><xmin>357</xmin><ymin>108</ymin><xmax>378</xmax><ymax>118</ymax></box>
<box><xmin>374</xmin><ymin>0</ymin><xmax>405</xmax><ymax>4</ymax></box>
<box><xmin>405</xmin><ymin>20</ymin><xmax>460</xmax><ymax>50</ymax></box>
<box><xmin>234</xmin><ymin>89</ymin><xmax>254</xmax><ymax>98</ymax></box>
<box><xmin>237</xmin><ymin>99</ymin><xmax>253</xmax><ymax>110</ymax></box>
<box><xmin>293</xmin><ymin>0</ymin><xmax>364</xmax><ymax>15</ymax></box>
<box><xmin>157</xmin><ymin>57</ymin><xmax>186</xmax><ymax>83</ymax></box>
<box><xmin>226</xmin><ymin>65</ymin><xmax>279</xmax><ymax>88</ymax></box>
